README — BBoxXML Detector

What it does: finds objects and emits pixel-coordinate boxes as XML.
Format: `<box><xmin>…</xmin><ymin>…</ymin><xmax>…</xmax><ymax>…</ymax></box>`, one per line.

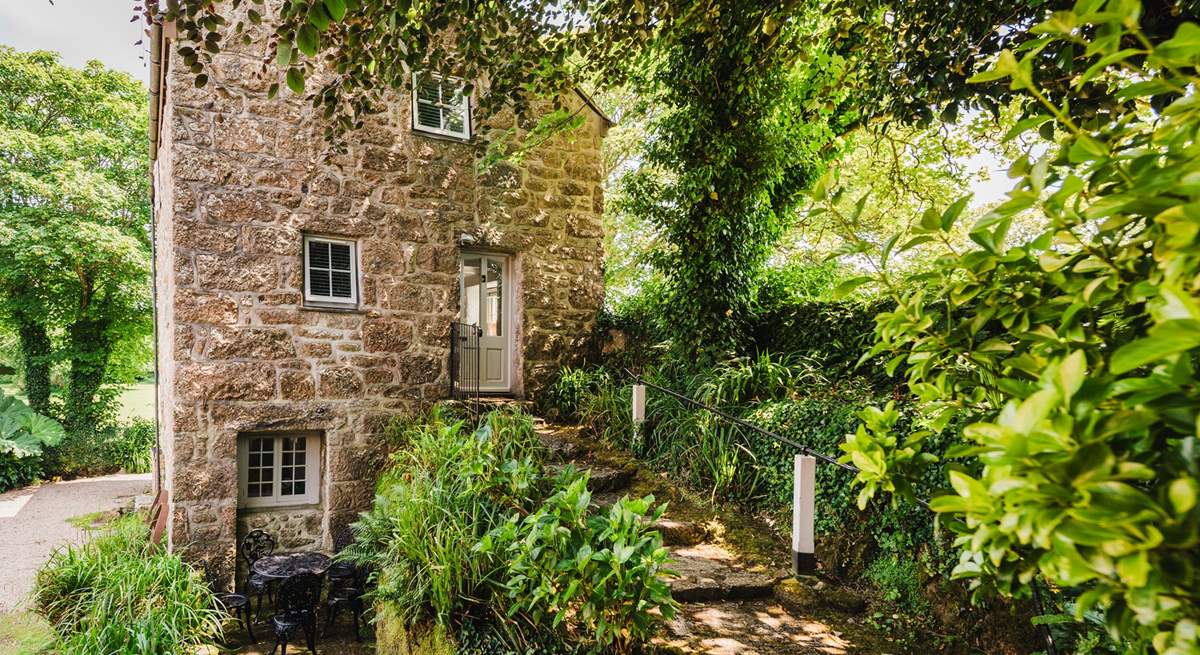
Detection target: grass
<box><xmin>34</xmin><ymin>514</ymin><xmax>222</xmax><ymax>654</ymax></box>
<box><xmin>64</xmin><ymin>510</ymin><xmax>119</xmax><ymax>531</ymax></box>
<box><xmin>0</xmin><ymin>612</ymin><xmax>54</xmax><ymax>655</ymax></box>
<box><xmin>0</xmin><ymin>382</ymin><xmax>155</xmax><ymax>421</ymax></box>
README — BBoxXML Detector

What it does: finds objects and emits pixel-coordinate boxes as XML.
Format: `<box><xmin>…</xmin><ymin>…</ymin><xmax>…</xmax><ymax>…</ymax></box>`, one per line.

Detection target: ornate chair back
<box><xmin>240</xmin><ymin>529</ymin><xmax>275</xmax><ymax>567</ymax></box>
<box><xmin>277</xmin><ymin>572</ymin><xmax>322</xmax><ymax>617</ymax></box>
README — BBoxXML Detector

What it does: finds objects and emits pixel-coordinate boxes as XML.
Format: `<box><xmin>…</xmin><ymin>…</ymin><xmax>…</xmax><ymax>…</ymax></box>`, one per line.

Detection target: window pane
<box><xmin>416</xmin><ymin>101</ymin><xmax>443</xmax><ymax>129</ymax></box>
<box><xmin>308</xmin><ymin>241</ymin><xmax>330</xmax><ymax>269</ymax></box>
<box><xmin>445</xmin><ymin>109</ymin><xmax>464</xmax><ymax>133</ymax></box>
<box><xmin>329</xmin><ymin>243</ymin><xmax>352</xmax><ymax>272</ymax></box>
<box><xmin>293</xmin><ymin>481</ymin><xmax>305</xmax><ymax>495</ymax></box>
<box><xmin>486</xmin><ymin>259</ymin><xmax>503</xmax><ymax>336</ymax></box>
<box><xmin>330</xmin><ymin>270</ymin><xmax>353</xmax><ymax>298</ymax></box>
<box><xmin>281</xmin><ymin>481</ymin><xmax>293</xmax><ymax>496</ymax></box>
<box><xmin>461</xmin><ymin>257</ymin><xmax>482</xmax><ymax>327</ymax></box>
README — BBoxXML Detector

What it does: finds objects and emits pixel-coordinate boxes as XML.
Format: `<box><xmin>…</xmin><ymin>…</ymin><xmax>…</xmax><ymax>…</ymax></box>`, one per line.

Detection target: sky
<box><xmin>0</xmin><ymin>0</ymin><xmax>148</xmax><ymax>83</ymax></box>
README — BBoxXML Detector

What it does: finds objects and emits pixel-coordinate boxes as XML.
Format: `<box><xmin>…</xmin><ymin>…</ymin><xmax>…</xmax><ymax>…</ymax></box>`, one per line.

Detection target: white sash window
<box><xmin>238</xmin><ymin>433</ymin><xmax>321</xmax><ymax>508</ymax></box>
<box><xmin>412</xmin><ymin>72</ymin><xmax>471</xmax><ymax>140</ymax></box>
<box><xmin>304</xmin><ymin>235</ymin><xmax>358</xmax><ymax>307</ymax></box>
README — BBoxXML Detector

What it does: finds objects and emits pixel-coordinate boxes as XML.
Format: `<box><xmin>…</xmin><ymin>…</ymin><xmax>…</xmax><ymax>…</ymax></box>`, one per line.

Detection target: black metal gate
<box><xmin>448</xmin><ymin>321</ymin><xmax>482</xmax><ymax>418</ymax></box>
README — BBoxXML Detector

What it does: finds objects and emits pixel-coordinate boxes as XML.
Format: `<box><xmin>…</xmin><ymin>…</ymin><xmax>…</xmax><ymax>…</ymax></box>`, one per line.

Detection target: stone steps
<box><xmin>667</xmin><ymin>543</ymin><xmax>784</xmax><ymax>603</ymax></box>
<box><xmin>530</xmin><ymin>418</ymin><xmax>880</xmax><ymax>653</ymax></box>
<box><xmin>534</xmin><ymin>420</ymin><xmax>778</xmax><ymax>606</ymax></box>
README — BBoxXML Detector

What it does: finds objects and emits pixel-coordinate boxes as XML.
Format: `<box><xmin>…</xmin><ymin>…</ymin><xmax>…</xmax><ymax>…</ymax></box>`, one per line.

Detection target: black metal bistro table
<box><xmin>251</xmin><ymin>552</ymin><xmax>333</xmax><ymax>581</ymax></box>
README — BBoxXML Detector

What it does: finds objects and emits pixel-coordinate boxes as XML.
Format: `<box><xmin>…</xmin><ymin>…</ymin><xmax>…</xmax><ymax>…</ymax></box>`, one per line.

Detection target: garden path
<box><xmin>0</xmin><ymin>473</ymin><xmax>151</xmax><ymax>612</ymax></box>
<box><xmin>535</xmin><ymin>419</ymin><xmax>894</xmax><ymax>654</ymax></box>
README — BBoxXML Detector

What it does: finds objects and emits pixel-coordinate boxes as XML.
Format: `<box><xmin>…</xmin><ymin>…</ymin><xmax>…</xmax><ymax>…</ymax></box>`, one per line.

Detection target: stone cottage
<box><xmin>148</xmin><ymin>14</ymin><xmax>608</xmax><ymax>584</ymax></box>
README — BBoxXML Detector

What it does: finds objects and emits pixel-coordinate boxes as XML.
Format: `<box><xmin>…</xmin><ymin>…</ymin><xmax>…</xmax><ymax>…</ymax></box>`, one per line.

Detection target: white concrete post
<box><xmin>792</xmin><ymin>454</ymin><xmax>817</xmax><ymax>575</ymax></box>
<box><xmin>632</xmin><ymin>384</ymin><xmax>646</xmax><ymax>424</ymax></box>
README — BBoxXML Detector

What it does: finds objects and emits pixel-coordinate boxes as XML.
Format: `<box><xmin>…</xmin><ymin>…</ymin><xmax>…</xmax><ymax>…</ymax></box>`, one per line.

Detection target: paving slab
<box><xmin>0</xmin><ymin>473</ymin><xmax>151</xmax><ymax>612</ymax></box>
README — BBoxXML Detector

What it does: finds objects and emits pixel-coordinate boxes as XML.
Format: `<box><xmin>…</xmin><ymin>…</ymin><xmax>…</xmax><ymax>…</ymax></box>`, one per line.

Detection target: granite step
<box><xmin>652</xmin><ymin>519</ymin><xmax>707</xmax><ymax>547</ymax></box>
<box><xmin>548</xmin><ymin>462</ymin><xmax>636</xmax><ymax>493</ymax></box>
<box><xmin>667</xmin><ymin>543</ymin><xmax>784</xmax><ymax>603</ymax></box>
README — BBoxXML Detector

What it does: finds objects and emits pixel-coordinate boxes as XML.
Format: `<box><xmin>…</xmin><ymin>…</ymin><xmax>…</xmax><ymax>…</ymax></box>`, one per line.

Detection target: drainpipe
<box><xmin>148</xmin><ymin>19</ymin><xmax>164</xmax><ymax>495</ymax></box>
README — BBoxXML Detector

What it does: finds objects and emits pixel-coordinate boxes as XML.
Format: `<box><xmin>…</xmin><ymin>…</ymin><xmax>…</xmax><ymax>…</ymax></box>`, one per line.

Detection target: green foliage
<box><xmin>826</xmin><ymin>4</ymin><xmax>1200</xmax><ymax>652</ymax></box>
<box><xmin>823</xmin><ymin>0</ymin><xmax>1199</xmax><ymax>126</ymax></box>
<box><xmin>0</xmin><ymin>47</ymin><xmax>152</xmax><ymax>448</ymax></box>
<box><xmin>0</xmin><ymin>389</ymin><xmax>65</xmax><ymax>492</ymax></box>
<box><xmin>0</xmin><ymin>453</ymin><xmax>42</xmax><ymax>494</ymax></box>
<box><xmin>33</xmin><ymin>514</ymin><xmax>222</xmax><ymax>654</ymax></box>
<box><xmin>101</xmin><ymin>418</ymin><xmax>156</xmax><ymax>474</ymax></box>
<box><xmin>864</xmin><ymin>556</ymin><xmax>929</xmax><ymax>614</ymax></box>
<box><xmin>345</xmin><ymin>406</ymin><xmax>672</xmax><ymax>652</ymax></box>
<box><xmin>0</xmin><ymin>390</ymin><xmax>65</xmax><ymax>459</ymax></box>
<box><xmin>483</xmin><ymin>478</ymin><xmax>675</xmax><ymax>653</ymax></box>
<box><xmin>541</xmin><ymin>367</ymin><xmax>613</xmax><ymax>423</ymax></box>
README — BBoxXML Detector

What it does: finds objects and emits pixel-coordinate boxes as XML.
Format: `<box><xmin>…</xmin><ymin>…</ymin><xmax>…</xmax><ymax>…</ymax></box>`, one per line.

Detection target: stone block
<box><xmin>319</xmin><ymin>366</ymin><xmax>364</xmax><ymax>399</ymax></box>
<box><xmin>196</xmin><ymin>254</ymin><xmax>278</xmax><ymax>292</ymax></box>
<box><xmin>175</xmin><ymin>363</ymin><xmax>276</xmax><ymax>401</ymax></box>
<box><xmin>176</xmin><ymin>289</ymin><xmax>239</xmax><ymax>325</ymax></box>
<box><xmin>362</xmin><ymin>320</ymin><xmax>413</xmax><ymax>353</ymax></box>
<box><xmin>205</xmin><ymin>326</ymin><xmax>296</xmax><ymax>360</ymax></box>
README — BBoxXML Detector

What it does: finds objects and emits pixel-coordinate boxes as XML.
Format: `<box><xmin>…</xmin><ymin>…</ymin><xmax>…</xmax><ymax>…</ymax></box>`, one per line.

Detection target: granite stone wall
<box><xmin>152</xmin><ymin>15</ymin><xmax>606</xmax><ymax>589</ymax></box>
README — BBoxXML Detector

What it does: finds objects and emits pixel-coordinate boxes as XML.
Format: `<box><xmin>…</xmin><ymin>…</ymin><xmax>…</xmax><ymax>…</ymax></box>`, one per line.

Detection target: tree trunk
<box><xmin>63</xmin><ymin>316</ymin><xmax>113</xmax><ymax>439</ymax></box>
<box><xmin>15</xmin><ymin>316</ymin><xmax>52</xmax><ymax>416</ymax></box>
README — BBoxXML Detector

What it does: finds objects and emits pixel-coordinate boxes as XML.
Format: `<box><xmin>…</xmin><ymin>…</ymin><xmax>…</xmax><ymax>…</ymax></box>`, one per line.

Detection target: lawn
<box><xmin>0</xmin><ymin>613</ymin><xmax>54</xmax><ymax>655</ymax></box>
<box><xmin>1</xmin><ymin>382</ymin><xmax>155</xmax><ymax>422</ymax></box>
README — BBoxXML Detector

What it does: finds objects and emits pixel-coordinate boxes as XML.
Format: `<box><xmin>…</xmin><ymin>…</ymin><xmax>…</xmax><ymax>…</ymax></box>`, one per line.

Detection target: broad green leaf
<box><xmin>297</xmin><ymin>24</ymin><xmax>320</xmax><ymax>57</ymax></box>
<box><xmin>286</xmin><ymin>67</ymin><xmax>307</xmax><ymax>94</ymax></box>
<box><xmin>1111</xmin><ymin>321</ymin><xmax>1200</xmax><ymax>374</ymax></box>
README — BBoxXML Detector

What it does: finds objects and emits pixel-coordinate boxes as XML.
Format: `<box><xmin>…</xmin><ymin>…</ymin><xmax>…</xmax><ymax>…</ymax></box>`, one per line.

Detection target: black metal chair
<box><xmin>203</xmin><ymin>562</ymin><xmax>256</xmax><ymax>643</ymax></box>
<box><xmin>240</xmin><ymin>529</ymin><xmax>277</xmax><ymax>618</ymax></box>
<box><xmin>324</xmin><ymin>528</ymin><xmax>358</xmax><ymax>589</ymax></box>
<box><xmin>323</xmin><ymin>563</ymin><xmax>367</xmax><ymax>641</ymax></box>
<box><xmin>270</xmin><ymin>572</ymin><xmax>322</xmax><ymax>655</ymax></box>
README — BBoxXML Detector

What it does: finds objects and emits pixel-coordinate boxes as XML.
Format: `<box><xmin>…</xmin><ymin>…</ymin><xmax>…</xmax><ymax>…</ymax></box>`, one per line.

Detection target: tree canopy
<box><xmin>0</xmin><ymin>47</ymin><xmax>151</xmax><ymax>440</ymax></box>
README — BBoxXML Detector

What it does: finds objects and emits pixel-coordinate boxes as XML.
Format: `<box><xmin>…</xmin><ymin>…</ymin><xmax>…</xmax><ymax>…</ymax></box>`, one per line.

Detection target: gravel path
<box><xmin>0</xmin><ymin>474</ymin><xmax>152</xmax><ymax>612</ymax></box>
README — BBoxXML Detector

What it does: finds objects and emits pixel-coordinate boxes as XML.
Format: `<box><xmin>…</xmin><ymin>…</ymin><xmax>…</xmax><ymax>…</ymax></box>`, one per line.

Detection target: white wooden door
<box><xmin>460</xmin><ymin>253</ymin><xmax>511</xmax><ymax>392</ymax></box>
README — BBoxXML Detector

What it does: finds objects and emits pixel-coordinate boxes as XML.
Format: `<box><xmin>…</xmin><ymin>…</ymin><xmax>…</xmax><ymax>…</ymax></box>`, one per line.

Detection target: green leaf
<box><xmin>286</xmin><ymin>67</ymin><xmax>306</xmax><ymax>94</ymax></box>
<box><xmin>832</xmin><ymin>275</ymin><xmax>873</xmax><ymax>300</ymax></box>
<box><xmin>1111</xmin><ymin>321</ymin><xmax>1200</xmax><ymax>374</ymax></box>
<box><xmin>324</xmin><ymin>0</ymin><xmax>348</xmax><ymax>22</ymax></box>
<box><xmin>1168</xmin><ymin>477</ymin><xmax>1197</xmax><ymax>516</ymax></box>
<box><xmin>277</xmin><ymin>42</ymin><xmax>293</xmax><ymax>68</ymax></box>
<box><xmin>297</xmin><ymin>24</ymin><xmax>320</xmax><ymax>57</ymax></box>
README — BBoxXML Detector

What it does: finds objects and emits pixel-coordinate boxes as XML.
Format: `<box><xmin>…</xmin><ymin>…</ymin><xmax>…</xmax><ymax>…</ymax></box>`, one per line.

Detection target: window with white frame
<box><xmin>303</xmin><ymin>235</ymin><xmax>358</xmax><ymax>307</ymax></box>
<box><xmin>238</xmin><ymin>433</ymin><xmax>321</xmax><ymax>508</ymax></box>
<box><xmin>412</xmin><ymin>72</ymin><xmax>471</xmax><ymax>139</ymax></box>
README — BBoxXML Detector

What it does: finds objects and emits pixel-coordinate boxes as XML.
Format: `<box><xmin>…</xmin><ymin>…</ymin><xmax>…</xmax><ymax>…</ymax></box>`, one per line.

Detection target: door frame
<box><xmin>459</xmin><ymin>250</ymin><xmax>515</xmax><ymax>394</ymax></box>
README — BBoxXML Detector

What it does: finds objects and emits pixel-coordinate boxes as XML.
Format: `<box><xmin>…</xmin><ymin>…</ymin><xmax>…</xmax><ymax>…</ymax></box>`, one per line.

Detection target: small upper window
<box><xmin>303</xmin><ymin>235</ymin><xmax>358</xmax><ymax>307</ymax></box>
<box><xmin>412</xmin><ymin>72</ymin><xmax>471</xmax><ymax>140</ymax></box>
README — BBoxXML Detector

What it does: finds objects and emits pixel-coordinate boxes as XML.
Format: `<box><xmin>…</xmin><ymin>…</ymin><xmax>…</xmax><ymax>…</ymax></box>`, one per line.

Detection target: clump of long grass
<box><xmin>33</xmin><ymin>514</ymin><xmax>222</xmax><ymax>654</ymax></box>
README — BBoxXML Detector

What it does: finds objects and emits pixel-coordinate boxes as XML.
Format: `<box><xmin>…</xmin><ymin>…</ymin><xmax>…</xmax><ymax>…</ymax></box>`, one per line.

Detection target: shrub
<box><xmin>0</xmin><ymin>389</ymin><xmax>65</xmax><ymax>491</ymax></box>
<box><xmin>345</xmin><ymin>406</ymin><xmax>673</xmax><ymax>653</ymax></box>
<box><xmin>0</xmin><ymin>452</ymin><xmax>41</xmax><ymax>492</ymax></box>
<box><xmin>33</xmin><ymin>514</ymin><xmax>222</xmax><ymax>654</ymax></box>
<box><xmin>102</xmin><ymin>418</ymin><xmax>156</xmax><ymax>473</ymax></box>
<box><xmin>483</xmin><ymin>477</ymin><xmax>675</xmax><ymax>653</ymax></box>
<box><xmin>541</xmin><ymin>366</ymin><xmax>612</xmax><ymax>422</ymax></box>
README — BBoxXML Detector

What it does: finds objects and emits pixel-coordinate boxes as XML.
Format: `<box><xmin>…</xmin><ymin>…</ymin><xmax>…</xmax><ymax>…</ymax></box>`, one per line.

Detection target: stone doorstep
<box><xmin>668</xmin><ymin>543</ymin><xmax>785</xmax><ymax>604</ymax></box>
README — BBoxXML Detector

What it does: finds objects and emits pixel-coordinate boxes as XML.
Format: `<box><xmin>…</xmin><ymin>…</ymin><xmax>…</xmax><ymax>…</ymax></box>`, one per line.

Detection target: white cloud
<box><xmin>0</xmin><ymin>0</ymin><xmax>148</xmax><ymax>82</ymax></box>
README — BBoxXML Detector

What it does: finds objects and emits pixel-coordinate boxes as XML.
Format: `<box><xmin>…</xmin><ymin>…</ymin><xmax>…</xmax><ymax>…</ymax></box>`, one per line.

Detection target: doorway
<box><xmin>459</xmin><ymin>252</ymin><xmax>513</xmax><ymax>393</ymax></box>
